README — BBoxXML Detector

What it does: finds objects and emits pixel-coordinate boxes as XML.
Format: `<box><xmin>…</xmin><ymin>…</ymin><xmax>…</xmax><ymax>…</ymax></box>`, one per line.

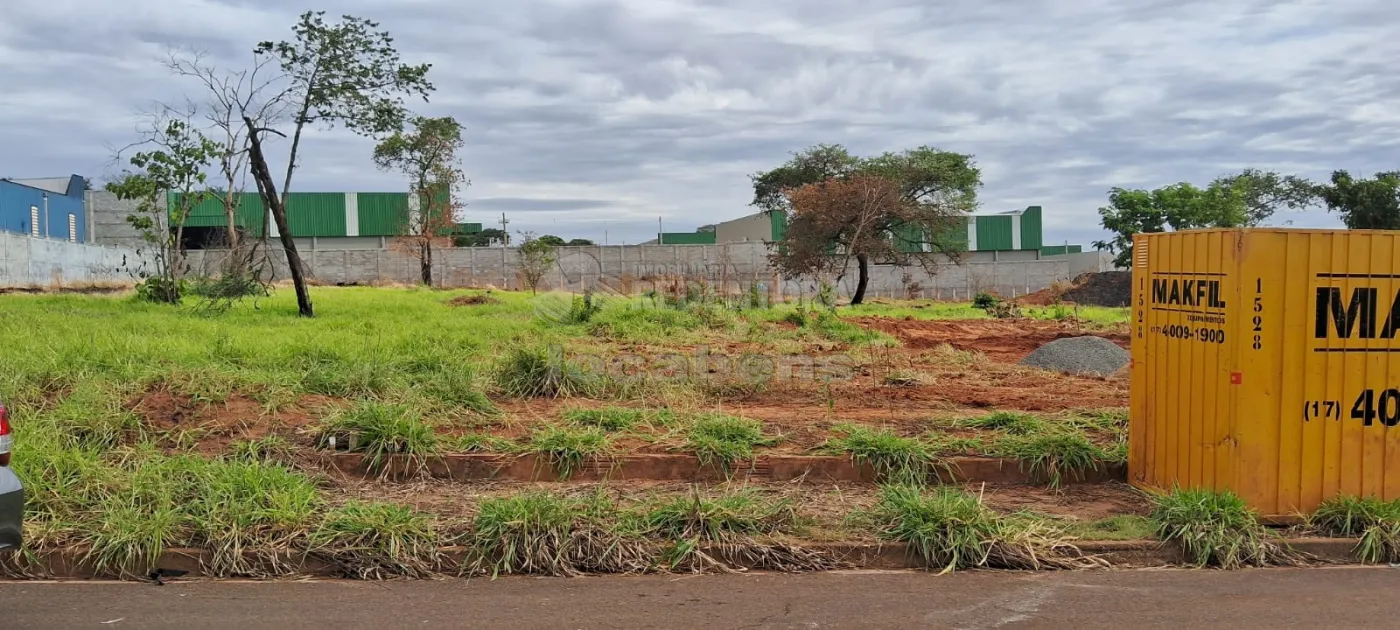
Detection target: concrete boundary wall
<box><xmin>186</xmin><ymin>242</ymin><xmax>1111</xmax><ymax>300</ymax></box>
<box><xmin>0</xmin><ymin>232</ymin><xmax>150</xmax><ymax>287</ymax></box>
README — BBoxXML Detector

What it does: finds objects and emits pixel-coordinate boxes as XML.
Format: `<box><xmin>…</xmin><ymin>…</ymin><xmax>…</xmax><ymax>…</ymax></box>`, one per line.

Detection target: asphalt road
<box><xmin>3</xmin><ymin>567</ymin><xmax>1397</xmax><ymax>629</ymax></box>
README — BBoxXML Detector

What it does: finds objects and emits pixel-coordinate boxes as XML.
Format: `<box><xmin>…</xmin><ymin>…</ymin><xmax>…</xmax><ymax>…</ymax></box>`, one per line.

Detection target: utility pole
<box><xmin>658</xmin><ymin>216</ymin><xmax>663</xmax><ymax>245</ymax></box>
<box><xmin>499</xmin><ymin>212</ymin><xmax>509</xmax><ymax>247</ymax></box>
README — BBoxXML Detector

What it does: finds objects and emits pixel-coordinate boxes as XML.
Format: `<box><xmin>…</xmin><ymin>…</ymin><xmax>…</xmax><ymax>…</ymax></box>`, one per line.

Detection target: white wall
<box><xmin>1</xmin><ymin>232</ymin><xmax>150</xmax><ymax>287</ymax></box>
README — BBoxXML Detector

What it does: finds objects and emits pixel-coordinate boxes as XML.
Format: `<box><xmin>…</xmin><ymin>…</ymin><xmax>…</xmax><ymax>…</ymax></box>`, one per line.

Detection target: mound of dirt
<box><xmin>447</xmin><ymin>295</ymin><xmax>500</xmax><ymax>307</ymax></box>
<box><xmin>1019</xmin><ymin>336</ymin><xmax>1129</xmax><ymax>377</ymax></box>
<box><xmin>853</xmin><ymin>317</ymin><xmax>1130</xmax><ymax>364</ymax></box>
<box><xmin>1019</xmin><ymin>271</ymin><xmax>1131</xmax><ymax>307</ymax></box>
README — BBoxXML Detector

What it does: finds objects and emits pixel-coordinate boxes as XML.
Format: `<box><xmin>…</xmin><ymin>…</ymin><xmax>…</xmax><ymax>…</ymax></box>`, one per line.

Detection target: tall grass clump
<box><xmin>993</xmin><ymin>429</ymin><xmax>1116</xmax><ymax>489</ymax></box>
<box><xmin>310</xmin><ymin>501</ymin><xmax>443</xmax><ymax>579</ymax></box>
<box><xmin>184</xmin><ymin>458</ymin><xmax>322</xmax><ymax>576</ymax></box>
<box><xmin>563</xmin><ymin>407</ymin><xmax>648</xmax><ymax>432</ymax></box>
<box><xmin>1311</xmin><ymin>495</ymin><xmax>1400</xmax><ymax>563</ymax></box>
<box><xmin>685</xmin><ymin>414</ymin><xmax>777</xmax><ymax>471</ymax></box>
<box><xmin>643</xmin><ymin>490</ymin><xmax>832</xmax><ymax>571</ymax></box>
<box><xmin>494</xmin><ymin>345</ymin><xmax>595</xmax><ymax>398</ymax></box>
<box><xmin>470</xmin><ymin>492</ymin><xmax>651</xmax><ymax>577</ymax></box>
<box><xmin>1150</xmin><ymin>488</ymin><xmax>1301</xmax><ymax>569</ymax></box>
<box><xmin>962</xmin><ymin>411</ymin><xmax>1047</xmax><ymax>436</ymax></box>
<box><xmin>823</xmin><ymin>425</ymin><xmax>939</xmax><ymax>484</ymax></box>
<box><xmin>317</xmin><ymin>402</ymin><xmax>441</xmax><ymax>472</ymax></box>
<box><xmin>864</xmin><ymin>485</ymin><xmax>1102</xmax><ymax>573</ymax></box>
<box><xmin>416</xmin><ymin>363</ymin><xmax>498</xmax><ymax>415</ymax></box>
<box><xmin>527</xmin><ymin>426</ymin><xmax>613</xmax><ymax>480</ymax></box>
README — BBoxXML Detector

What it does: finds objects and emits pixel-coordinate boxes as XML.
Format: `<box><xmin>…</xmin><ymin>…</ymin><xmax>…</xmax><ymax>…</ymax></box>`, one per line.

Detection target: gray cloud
<box><xmin>470</xmin><ymin>197</ymin><xmax>615</xmax><ymax>213</ymax></box>
<box><xmin>0</xmin><ymin>0</ymin><xmax>1394</xmax><ymax>246</ymax></box>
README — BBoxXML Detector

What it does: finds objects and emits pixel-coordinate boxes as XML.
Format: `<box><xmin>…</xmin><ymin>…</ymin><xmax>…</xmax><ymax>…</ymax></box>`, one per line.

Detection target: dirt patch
<box><xmin>976</xmin><ymin>482</ymin><xmax>1151</xmax><ymax>521</ymax></box>
<box><xmin>128</xmin><ymin>388</ymin><xmax>334</xmax><ymax>455</ymax></box>
<box><xmin>852</xmin><ymin>317</ymin><xmax>1129</xmax><ymax>363</ymax></box>
<box><xmin>447</xmin><ymin>295</ymin><xmax>500</xmax><ymax>307</ymax></box>
<box><xmin>1019</xmin><ymin>272</ymin><xmax>1131</xmax><ymax>307</ymax></box>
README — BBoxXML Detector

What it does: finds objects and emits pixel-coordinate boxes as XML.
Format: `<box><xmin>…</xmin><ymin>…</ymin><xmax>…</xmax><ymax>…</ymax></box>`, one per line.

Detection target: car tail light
<box><xmin>0</xmin><ymin>403</ymin><xmax>10</xmax><ymax>466</ymax></box>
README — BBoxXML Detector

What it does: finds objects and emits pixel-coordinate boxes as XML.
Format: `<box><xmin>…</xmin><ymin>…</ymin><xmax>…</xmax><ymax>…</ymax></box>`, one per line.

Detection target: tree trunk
<box><xmin>224</xmin><ymin>189</ymin><xmax>239</xmax><ymax>252</ymax></box>
<box><xmin>245</xmin><ymin>117</ymin><xmax>314</xmax><ymax>317</ymax></box>
<box><xmin>851</xmin><ymin>253</ymin><xmax>870</xmax><ymax>305</ymax></box>
<box><xmin>421</xmin><ymin>241</ymin><xmax>433</xmax><ymax>286</ymax></box>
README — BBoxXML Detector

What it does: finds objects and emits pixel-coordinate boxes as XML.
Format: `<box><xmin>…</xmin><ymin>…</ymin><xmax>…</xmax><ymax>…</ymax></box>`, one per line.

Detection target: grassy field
<box><xmin>5</xmin><ymin>286</ymin><xmax>1318</xmax><ymax>578</ymax></box>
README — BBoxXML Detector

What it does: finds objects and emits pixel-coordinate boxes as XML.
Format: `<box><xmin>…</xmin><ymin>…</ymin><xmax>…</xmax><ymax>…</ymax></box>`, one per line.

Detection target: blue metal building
<box><xmin>0</xmin><ymin>175</ymin><xmax>87</xmax><ymax>242</ymax></box>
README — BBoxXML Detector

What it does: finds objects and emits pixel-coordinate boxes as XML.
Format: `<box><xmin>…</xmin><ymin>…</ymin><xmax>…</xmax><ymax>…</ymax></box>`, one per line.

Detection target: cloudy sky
<box><xmin>2</xmin><ymin>0</ymin><xmax>1394</xmax><ymax>246</ymax></box>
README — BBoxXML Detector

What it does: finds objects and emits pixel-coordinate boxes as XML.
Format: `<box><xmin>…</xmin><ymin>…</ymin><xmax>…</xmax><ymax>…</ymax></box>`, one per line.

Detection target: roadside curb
<box><xmin>328</xmin><ymin>453</ymin><xmax>1128</xmax><ymax>485</ymax></box>
<box><xmin>0</xmin><ymin>538</ymin><xmax>1368</xmax><ymax>580</ymax></box>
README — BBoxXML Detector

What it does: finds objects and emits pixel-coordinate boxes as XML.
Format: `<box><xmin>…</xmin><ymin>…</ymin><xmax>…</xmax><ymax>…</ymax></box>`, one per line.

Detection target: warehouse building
<box><xmin>87</xmin><ymin>190</ymin><xmax>480</xmax><ymax>250</ymax></box>
<box><xmin>0</xmin><ymin>175</ymin><xmax>87</xmax><ymax>242</ymax></box>
<box><xmin>655</xmin><ymin>206</ymin><xmax>1085</xmax><ymax>260</ymax></box>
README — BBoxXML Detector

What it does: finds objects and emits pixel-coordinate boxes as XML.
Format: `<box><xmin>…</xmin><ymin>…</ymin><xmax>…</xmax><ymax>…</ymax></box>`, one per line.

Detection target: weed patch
<box><xmin>311</xmin><ymin>501</ymin><xmax>443</xmax><ymax>579</ymax></box>
<box><xmin>527</xmin><ymin>426</ymin><xmax>613</xmax><ymax>480</ymax></box>
<box><xmin>494</xmin><ymin>346</ymin><xmax>596</xmax><ymax>398</ymax></box>
<box><xmin>823</xmin><ymin>425</ymin><xmax>939</xmax><ymax>484</ymax></box>
<box><xmin>992</xmin><ymin>430</ymin><xmax>1116</xmax><ymax>489</ymax></box>
<box><xmin>863</xmin><ymin>485</ymin><xmax>1103</xmax><ymax>572</ymax></box>
<box><xmin>1311</xmin><ymin>495</ymin><xmax>1400</xmax><ymax>563</ymax></box>
<box><xmin>1150</xmin><ymin>488</ymin><xmax>1302</xmax><ymax>569</ymax></box>
<box><xmin>317</xmin><ymin>402</ymin><xmax>440</xmax><ymax>473</ymax></box>
<box><xmin>962</xmin><ymin>411</ymin><xmax>1047</xmax><ymax>435</ymax></box>
<box><xmin>470</xmin><ymin>492</ymin><xmax>651</xmax><ymax>577</ymax></box>
<box><xmin>685</xmin><ymin>414</ymin><xmax>777</xmax><ymax>471</ymax></box>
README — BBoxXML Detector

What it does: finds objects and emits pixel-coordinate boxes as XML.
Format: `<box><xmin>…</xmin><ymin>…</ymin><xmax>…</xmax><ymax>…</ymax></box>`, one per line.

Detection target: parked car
<box><xmin>0</xmin><ymin>399</ymin><xmax>21</xmax><ymax>551</ymax></box>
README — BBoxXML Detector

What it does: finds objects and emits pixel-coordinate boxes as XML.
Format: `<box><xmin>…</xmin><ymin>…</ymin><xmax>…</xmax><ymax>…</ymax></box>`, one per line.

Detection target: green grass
<box><xmin>493</xmin><ymin>345</ymin><xmax>597</xmax><ymax>399</ymax></box>
<box><xmin>229</xmin><ymin>434</ymin><xmax>297</xmax><ymax>465</ymax></box>
<box><xmin>527</xmin><ymin>426</ymin><xmax>613</xmax><ymax>480</ymax></box>
<box><xmin>1311</xmin><ymin>496</ymin><xmax>1400</xmax><ymax>563</ymax></box>
<box><xmin>992</xmin><ymin>429</ymin><xmax>1120</xmax><ymax>489</ymax></box>
<box><xmin>842</xmin><ymin>300</ymin><xmax>1129</xmax><ymax>326</ymax></box>
<box><xmin>863</xmin><ymin>485</ymin><xmax>1101</xmax><ymax>573</ymax></box>
<box><xmin>1150</xmin><ymin>488</ymin><xmax>1300</xmax><ymax>569</ymax></box>
<box><xmin>823</xmin><ymin>424</ymin><xmax>939</xmax><ymax>484</ymax></box>
<box><xmin>317</xmin><ymin>401</ymin><xmax>441</xmax><ymax>471</ymax></box>
<box><xmin>310</xmin><ymin>501</ymin><xmax>443</xmax><ymax>578</ymax></box>
<box><xmin>470</xmin><ymin>492</ymin><xmax>650</xmax><ymax>577</ymax></box>
<box><xmin>685</xmin><ymin>414</ymin><xmax>778</xmax><ymax>471</ymax></box>
<box><xmin>962</xmin><ymin>411</ymin><xmax>1048</xmax><ymax>436</ymax></box>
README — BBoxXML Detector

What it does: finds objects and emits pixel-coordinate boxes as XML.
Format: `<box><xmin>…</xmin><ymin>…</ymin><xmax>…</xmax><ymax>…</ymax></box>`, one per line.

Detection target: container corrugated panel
<box><xmin>356</xmin><ymin>193</ymin><xmax>408</xmax><ymax>236</ymax></box>
<box><xmin>975</xmin><ymin>215</ymin><xmax>1014</xmax><ymax>250</ymax></box>
<box><xmin>284</xmin><ymin>193</ymin><xmax>346</xmax><ymax>237</ymax></box>
<box><xmin>1130</xmin><ymin>228</ymin><xmax>1400</xmax><ymax>515</ymax></box>
<box><xmin>1020</xmin><ymin>206</ymin><xmax>1043</xmax><ymax>251</ymax></box>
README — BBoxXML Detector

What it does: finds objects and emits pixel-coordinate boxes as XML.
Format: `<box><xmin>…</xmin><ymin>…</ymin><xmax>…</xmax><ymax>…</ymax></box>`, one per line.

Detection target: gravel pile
<box><xmin>1019</xmin><ymin>336</ymin><xmax>1129</xmax><ymax>377</ymax></box>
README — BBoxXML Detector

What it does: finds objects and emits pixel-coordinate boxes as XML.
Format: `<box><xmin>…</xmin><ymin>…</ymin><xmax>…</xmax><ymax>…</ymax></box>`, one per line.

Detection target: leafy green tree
<box><xmin>1314</xmin><ymin>170</ymin><xmax>1400</xmax><ymax>229</ymax></box>
<box><xmin>536</xmin><ymin>235</ymin><xmax>566</xmax><ymax>246</ymax></box>
<box><xmin>373</xmin><ymin>116</ymin><xmax>467</xmax><ymax>286</ymax></box>
<box><xmin>107</xmin><ymin>118</ymin><xmax>220</xmax><ymax>304</ymax></box>
<box><xmin>1094</xmin><ymin>170</ymin><xmax>1315</xmax><ymax>268</ymax></box>
<box><xmin>565</xmin><ymin>238</ymin><xmax>595</xmax><ymax>246</ymax></box>
<box><xmin>517</xmin><ymin>231</ymin><xmax>558</xmax><ymax>295</ymax></box>
<box><xmin>249</xmin><ymin>11</ymin><xmax>434</xmax><ymax>317</ymax></box>
<box><xmin>752</xmin><ymin>145</ymin><xmax>979</xmax><ymax>305</ymax></box>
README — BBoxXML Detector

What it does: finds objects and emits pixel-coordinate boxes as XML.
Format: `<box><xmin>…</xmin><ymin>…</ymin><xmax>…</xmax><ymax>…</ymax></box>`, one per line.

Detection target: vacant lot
<box><xmin>1</xmin><ymin>287</ymin><xmax>1150</xmax><ymax>578</ymax></box>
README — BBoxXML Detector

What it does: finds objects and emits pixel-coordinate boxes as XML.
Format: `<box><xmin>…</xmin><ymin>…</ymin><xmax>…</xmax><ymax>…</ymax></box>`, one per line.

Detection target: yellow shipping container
<box><xmin>1130</xmin><ymin>228</ymin><xmax>1400</xmax><ymax>516</ymax></box>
